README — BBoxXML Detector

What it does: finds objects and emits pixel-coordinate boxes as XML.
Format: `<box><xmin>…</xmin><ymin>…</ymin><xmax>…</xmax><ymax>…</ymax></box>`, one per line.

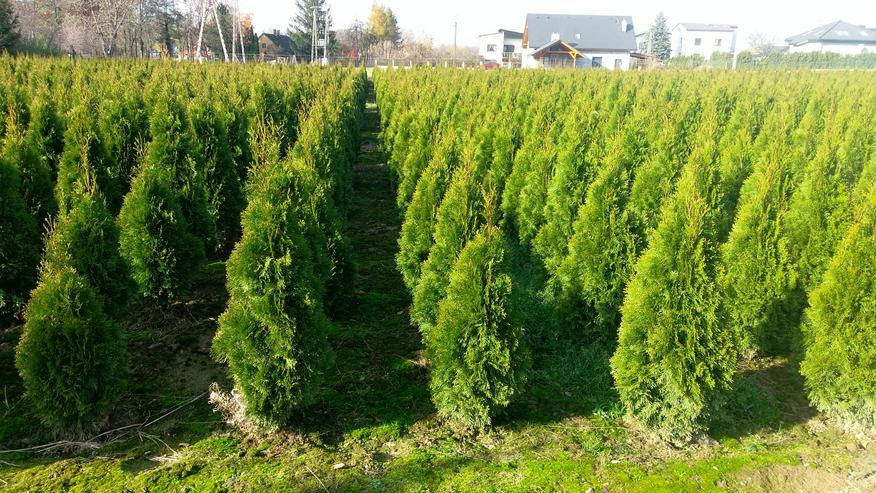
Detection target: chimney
<box><xmin>273</xmin><ymin>29</ymin><xmax>280</xmax><ymax>36</ymax></box>
<box><xmin>621</xmin><ymin>19</ymin><xmax>629</xmax><ymax>32</ymax></box>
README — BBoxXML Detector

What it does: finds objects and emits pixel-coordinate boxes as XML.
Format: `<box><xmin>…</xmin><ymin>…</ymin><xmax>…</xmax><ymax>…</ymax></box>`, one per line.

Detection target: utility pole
<box><xmin>323</xmin><ymin>14</ymin><xmax>329</xmax><ymax>64</ymax></box>
<box><xmin>312</xmin><ymin>6</ymin><xmax>318</xmax><ymax>63</ymax></box>
<box><xmin>453</xmin><ymin>21</ymin><xmax>457</xmax><ymax>66</ymax></box>
<box><xmin>195</xmin><ymin>0</ymin><xmax>229</xmax><ymax>62</ymax></box>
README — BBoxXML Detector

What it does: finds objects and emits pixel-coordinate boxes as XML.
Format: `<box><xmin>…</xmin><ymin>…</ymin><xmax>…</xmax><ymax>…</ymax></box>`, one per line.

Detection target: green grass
<box><xmin>0</xmin><ymin>86</ymin><xmax>873</xmax><ymax>492</ymax></box>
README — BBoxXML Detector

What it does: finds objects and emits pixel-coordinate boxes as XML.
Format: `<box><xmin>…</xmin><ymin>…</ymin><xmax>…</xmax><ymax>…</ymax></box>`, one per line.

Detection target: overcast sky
<box><xmin>246</xmin><ymin>0</ymin><xmax>874</xmax><ymax>50</ymax></box>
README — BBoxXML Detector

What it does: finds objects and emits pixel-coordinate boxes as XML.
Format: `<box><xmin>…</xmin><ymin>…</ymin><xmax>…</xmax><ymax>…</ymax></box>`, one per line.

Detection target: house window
<box><xmin>592</xmin><ymin>56</ymin><xmax>603</xmax><ymax>68</ymax></box>
<box><xmin>260</xmin><ymin>43</ymin><xmax>267</xmax><ymax>50</ymax></box>
<box><xmin>614</xmin><ymin>59</ymin><xmax>622</xmax><ymax>69</ymax></box>
<box><xmin>487</xmin><ymin>44</ymin><xmax>496</xmax><ymax>52</ymax></box>
<box><xmin>503</xmin><ymin>44</ymin><xmax>514</xmax><ymax>53</ymax></box>
<box><xmin>694</xmin><ymin>37</ymin><xmax>702</xmax><ymax>46</ymax></box>
<box><xmin>714</xmin><ymin>38</ymin><xmax>722</xmax><ymax>47</ymax></box>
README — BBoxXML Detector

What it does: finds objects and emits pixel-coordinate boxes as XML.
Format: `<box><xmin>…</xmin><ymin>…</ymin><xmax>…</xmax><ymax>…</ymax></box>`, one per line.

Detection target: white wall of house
<box><xmin>478</xmin><ymin>32</ymin><xmax>523</xmax><ymax>64</ymax></box>
<box><xmin>788</xmin><ymin>42</ymin><xmax>876</xmax><ymax>54</ymax></box>
<box><xmin>581</xmin><ymin>51</ymin><xmax>631</xmax><ymax>70</ymax></box>
<box><xmin>521</xmin><ymin>49</ymin><xmax>630</xmax><ymax>70</ymax></box>
<box><xmin>671</xmin><ymin>26</ymin><xmax>737</xmax><ymax>58</ymax></box>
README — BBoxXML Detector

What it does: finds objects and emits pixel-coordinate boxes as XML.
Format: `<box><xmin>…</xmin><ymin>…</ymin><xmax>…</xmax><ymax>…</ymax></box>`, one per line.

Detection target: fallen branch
<box><xmin>0</xmin><ymin>392</ymin><xmax>206</xmax><ymax>456</ymax></box>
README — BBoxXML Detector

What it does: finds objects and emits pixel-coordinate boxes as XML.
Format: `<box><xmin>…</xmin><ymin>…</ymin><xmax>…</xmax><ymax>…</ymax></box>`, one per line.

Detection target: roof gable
<box><xmin>524</xmin><ymin>14</ymin><xmax>636</xmax><ymax>51</ymax></box>
<box><xmin>259</xmin><ymin>33</ymin><xmax>294</xmax><ymax>53</ymax></box>
<box><xmin>786</xmin><ymin>20</ymin><xmax>876</xmax><ymax>45</ymax></box>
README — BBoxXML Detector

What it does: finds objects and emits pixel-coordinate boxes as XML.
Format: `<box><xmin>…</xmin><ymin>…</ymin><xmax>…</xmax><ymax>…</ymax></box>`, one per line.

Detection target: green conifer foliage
<box><xmin>43</xmin><ymin>193</ymin><xmax>134</xmax><ymax>318</ymax></box>
<box><xmin>411</xmin><ymin>144</ymin><xmax>488</xmax><ymax>333</ymax></box>
<box><xmin>117</xmin><ymin>165</ymin><xmax>206</xmax><ymax>301</ymax></box>
<box><xmin>15</xmin><ymin>266</ymin><xmax>127</xmax><ymax>434</ymax></box>
<box><xmin>532</xmin><ymin>98</ymin><xmax>600</xmax><ymax>276</ymax></box>
<box><xmin>784</xmin><ymin>107</ymin><xmax>873</xmax><ymax>293</ymax></box>
<box><xmin>55</xmin><ymin>101</ymin><xmax>121</xmax><ymax>216</ymax></box>
<box><xmin>25</xmin><ymin>86</ymin><xmax>65</xmax><ymax>181</ymax></box>
<box><xmin>1</xmin><ymin>110</ymin><xmax>55</xmax><ymax>227</ymax></box>
<box><xmin>721</xmin><ymin>110</ymin><xmax>800</xmax><ymax>357</ymax></box>
<box><xmin>146</xmin><ymin>84</ymin><xmax>216</xmax><ymax>252</ymax></box>
<box><xmin>98</xmin><ymin>88</ymin><xmax>148</xmax><ymax>198</ymax></box>
<box><xmin>212</xmin><ymin>129</ymin><xmax>331</xmax><ymax>426</ymax></box>
<box><xmin>555</xmin><ymin>123</ymin><xmax>649</xmax><ymax>338</ymax></box>
<box><xmin>188</xmin><ymin>96</ymin><xmax>245</xmax><ymax>252</ymax></box>
<box><xmin>0</xmin><ymin>157</ymin><xmax>40</xmax><ymax>324</ymax></box>
<box><xmin>396</xmin><ymin>135</ymin><xmax>456</xmax><ymax>290</ymax></box>
<box><xmin>799</xmin><ymin>192</ymin><xmax>876</xmax><ymax>426</ymax></box>
<box><xmin>427</xmin><ymin>226</ymin><xmax>529</xmax><ymax>431</ymax></box>
<box><xmin>611</xmin><ymin>152</ymin><xmax>737</xmax><ymax>443</ymax></box>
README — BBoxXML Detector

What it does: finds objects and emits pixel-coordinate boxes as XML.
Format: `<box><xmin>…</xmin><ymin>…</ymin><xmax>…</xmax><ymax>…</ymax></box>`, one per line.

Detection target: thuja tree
<box><xmin>721</xmin><ymin>110</ymin><xmax>800</xmax><ymax>357</ymax></box>
<box><xmin>0</xmin><ymin>157</ymin><xmax>41</xmax><ymax>324</ymax></box>
<box><xmin>1</xmin><ymin>110</ymin><xmax>55</xmax><ymax>227</ymax></box>
<box><xmin>98</xmin><ymin>86</ymin><xmax>148</xmax><ymax>199</ymax></box>
<box><xmin>395</xmin><ymin>112</ymin><xmax>435</xmax><ymax>211</ymax></box>
<box><xmin>784</xmin><ymin>108</ymin><xmax>873</xmax><ymax>293</ymax></box>
<box><xmin>611</xmin><ymin>152</ymin><xmax>737</xmax><ymax>443</ymax></box>
<box><xmin>799</xmin><ymin>192</ymin><xmax>876</xmax><ymax>427</ymax></box>
<box><xmin>117</xmin><ymin>164</ymin><xmax>206</xmax><ymax>301</ymax></box>
<box><xmin>15</xmin><ymin>266</ymin><xmax>127</xmax><ymax>434</ymax></box>
<box><xmin>427</xmin><ymin>225</ymin><xmax>529</xmax><ymax>431</ymax></box>
<box><xmin>532</xmin><ymin>97</ymin><xmax>600</xmax><ymax>276</ymax></box>
<box><xmin>42</xmin><ymin>192</ymin><xmax>134</xmax><ymax>318</ymax></box>
<box><xmin>555</xmin><ymin>124</ymin><xmax>649</xmax><ymax>339</ymax></box>
<box><xmin>411</xmin><ymin>144</ymin><xmax>488</xmax><ymax>333</ymax></box>
<box><xmin>396</xmin><ymin>134</ymin><xmax>457</xmax><ymax>290</ymax></box>
<box><xmin>212</xmin><ymin>127</ymin><xmax>331</xmax><ymax>426</ymax></box>
<box><xmin>188</xmin><ymin>95</ymin><xmax>245</xmax><ymax>253</ymax></box>
<box><xmin>26</xmin><ymin>84</ymin><xmax>65</xmax><ymax>181</ymax></box>
<box><xmin>56</xmin><ymin>101</ymin><xmax>121</xmax><ymax>216</ymax></box>
<box><xmin>145</xmin><ymin>83</ymin><xmax>216</xmax><ymax>252</ymax></box>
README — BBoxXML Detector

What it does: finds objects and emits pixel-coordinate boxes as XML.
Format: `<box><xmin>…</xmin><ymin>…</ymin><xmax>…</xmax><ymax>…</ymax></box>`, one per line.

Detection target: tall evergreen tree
<box><xmin>411</xmin><ymin>140</ymin><xmax>489</xmax><ymax>333</ymax></box>
<box><xmin>721</xmin><ymin>109</ymin><xmax>802</xmax><ymax>357</ymax></box>
<box><xmin>145</xmin><ymin>83</ymin><xmax>216</xmax><ymax>251</ymax></box>
<box><xmin>0</xmin><ymin>157</ymin><xmax>40</xmax><ymax>324</ymax></box>
<box><xmin>799</xmin><ymin>191</ymin><xmax>876</xmax><ymax>427</ymax></box>
<box><xmin>647</xmin><ymin>13</ymin><xmax>671</xmax><ymax>62</ymax></box>
<box><xmin>0</xmin><ymin>0</ymin><xmax>19</xmax><ymax>53</ymax></box>
<box><xmin>56</xmin><ymin>100</ymin><xmax>121</xmax><ymax>216</ymax></box>
<box><xmin>1</xmin><ymin>110</ymin><xmax>55</xmax><ymax>228</ymax></box>
<box><xmin>26</xmin><ymin>85</ymin><xmax>65</xmax><ymax>182</ymax></box>
<box><xmin>15</xmin><ymin>265</ymin><xmax>127</xmax><ymax>435</ymax></box>
<box><xmin>555</xmin><ymin>121</ymin><xmax>649</xmax><ymax>339</ymax></box>
<box><xmin>189</xmin><ymin>95</ymin><xmax>244</xmax><ymax>253</ymax></box>
<box><xmin>117</xmin><ymin>164</ymin><xmax>206</xmax><ymax>301</ymax></box>
<box><xmin>288</xmin><ymin>0</ymin><xmax>332</xmax><ymax>59</ymax></box>
<box><xmin>213</xmin><ymin>124</ymin><xmax>331</xmax><ymax>427</ymax></box>
<box><xmin>396</xmin><ymin>134</ymin><xmax>457</xmax><ymax>290</ymax></box>
<box><xmin>428</xmin><ymin>225</ymin><xmax>529</xmax><ymax>431</ymax></box>
<box><xmin>611</xmin><ymin>132</ymin><xmax>737</xmax><ymax>443</ymax></box>
<box><xmin>43</xmin><ymin>192</ymin><xmax>134</xmax><ymax>318</ymax></box>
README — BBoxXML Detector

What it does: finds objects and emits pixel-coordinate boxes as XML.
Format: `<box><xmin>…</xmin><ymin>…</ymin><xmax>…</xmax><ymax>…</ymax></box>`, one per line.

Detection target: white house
<box><xmin>670</xmin><ymin>23</ymin><xmax>737</xmax><ymax>58</ymax></box>
<box><xmin>520</xmin><ymin>14</ymin><xmax>637</xmax><ymax>70</ymax></box>
<box><xmin>786</xmin><ymin>20</ymin><xmax>876</xmax><ymax>54</ymax></box>
<box><xmin>478</xmin><ymin>29</ymin><xmax>524</xmax><ymax>66</ymax></box>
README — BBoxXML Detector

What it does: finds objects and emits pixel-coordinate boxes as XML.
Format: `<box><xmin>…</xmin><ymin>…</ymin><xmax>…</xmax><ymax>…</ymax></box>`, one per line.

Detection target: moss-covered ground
<box><xmin>1</xmin><ymin>87</ymin><xmax>874</xmax><ymax>492</ymax></box>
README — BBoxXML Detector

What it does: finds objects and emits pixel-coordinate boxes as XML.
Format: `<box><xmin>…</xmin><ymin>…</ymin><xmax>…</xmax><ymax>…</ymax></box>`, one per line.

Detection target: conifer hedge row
<box><xmin>375</xmin><ymin>69</ymin><xmax>876</xmax><ymax>438</ymax></box>
<box><xmin>212</xmin><ymin>72</ymin><xmax>366</xmax><ymax>427</ymax></box>
<box><xmin>1</xmin><ymin>56</ymin><xmax>363</xmax><ymax>434</ymax></box>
